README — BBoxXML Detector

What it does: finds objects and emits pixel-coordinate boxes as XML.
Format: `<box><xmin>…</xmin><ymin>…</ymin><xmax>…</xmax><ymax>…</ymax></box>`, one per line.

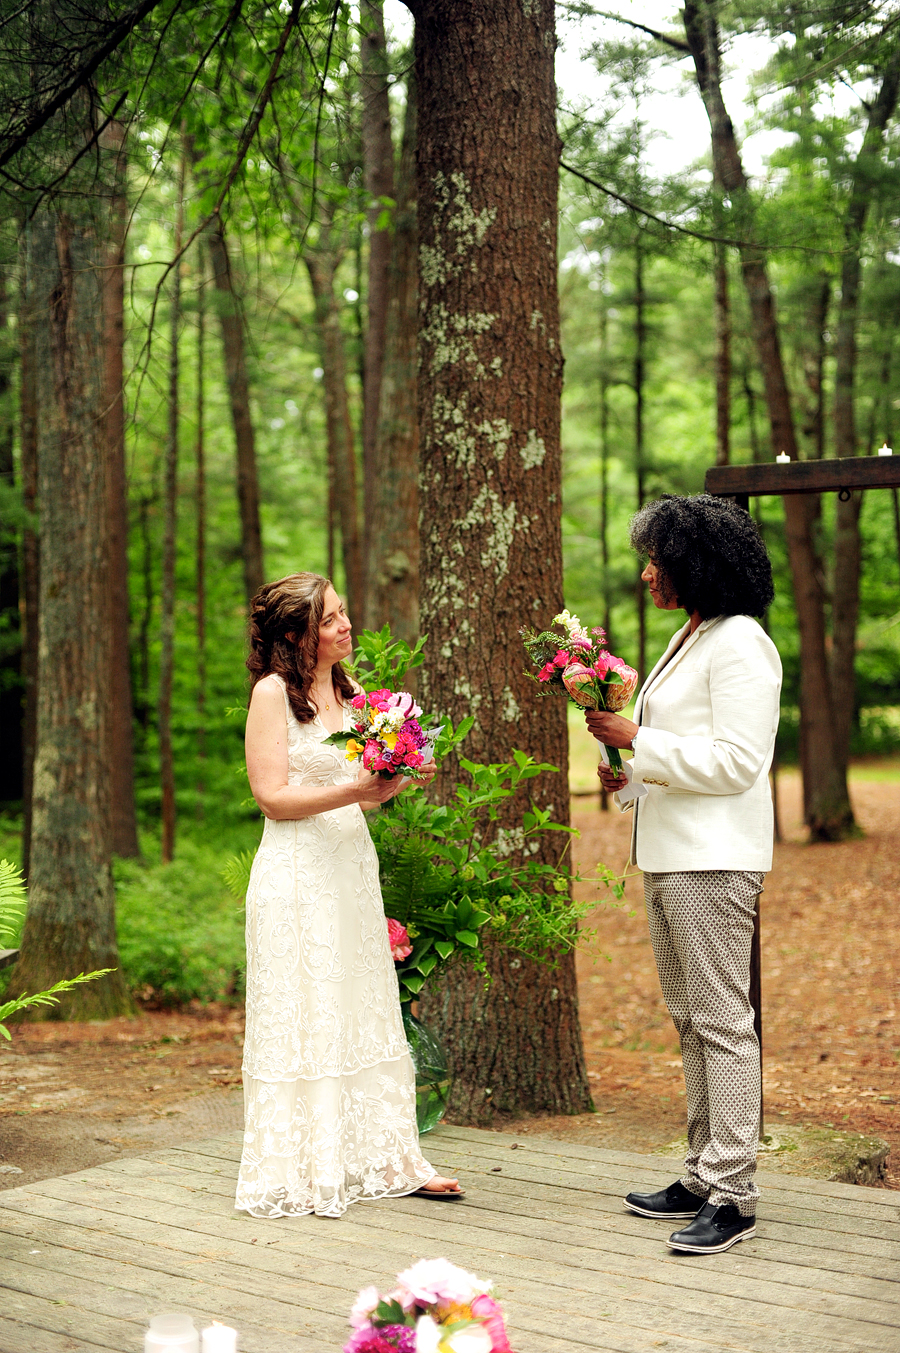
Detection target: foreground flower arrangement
<box><xmin>522</xmin><ymin>609</ymin><xmax>639</xmax><ymax>770</ymax></box>
<box><xmin>345</xmin><ymin>1258</ymin><xmax>514</xmax><ymax>1353</ymax></box>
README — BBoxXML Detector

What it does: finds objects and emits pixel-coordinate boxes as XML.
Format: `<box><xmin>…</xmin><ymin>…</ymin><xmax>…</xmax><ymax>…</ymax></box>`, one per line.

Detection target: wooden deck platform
<box><xmin>0</xmin><ymin>1124</ymin><xmax>897</xmax><ymax>1353</ymax></box>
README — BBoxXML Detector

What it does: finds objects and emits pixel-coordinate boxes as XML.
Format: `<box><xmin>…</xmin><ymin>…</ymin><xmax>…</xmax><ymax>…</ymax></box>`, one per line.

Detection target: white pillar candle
<box><xmin>775</xmin><ymin>452</ymin><xmax>791</xmax><ymax>464</ymax></box>
<box><xmin>201</xmin><ymin>1324</ymin><xmax>238</xmax><ymax>1353</ymax></box>
<box><xmin>878</xmin><ymin>443</ymin><xmax>893</xmax><ymax>456</ymax></box>
<box><xmin>144</xmin><ymin>1314</ymin><xmax>199</xmax><ymax>1353</ymax></box>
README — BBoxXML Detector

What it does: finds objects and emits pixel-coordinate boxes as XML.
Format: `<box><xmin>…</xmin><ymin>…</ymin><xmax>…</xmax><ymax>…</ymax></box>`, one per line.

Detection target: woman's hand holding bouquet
<box><xmin>325</xmin><ymin>689</ymin><xmax>442</xmax><ymax>796</ymax></box>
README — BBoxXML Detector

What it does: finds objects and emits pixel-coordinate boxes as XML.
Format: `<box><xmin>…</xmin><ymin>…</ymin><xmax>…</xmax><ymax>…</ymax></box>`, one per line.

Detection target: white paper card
<box><xmin>597</xmin><ymin>742</ymin><xmax>649</xmax><ymax>805</ymax></box>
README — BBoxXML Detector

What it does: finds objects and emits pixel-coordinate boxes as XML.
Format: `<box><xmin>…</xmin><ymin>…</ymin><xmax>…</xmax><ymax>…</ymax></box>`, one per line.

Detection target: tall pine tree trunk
<box><xmin>634</xmin><ymin>238</ymin><xmax>647</xmax><ymax>684</ymax></box>
<box><xmin>368</xmin><ymin>74</ymin><xmax>420</xmax><ymax>643</ymax></box>
<box><xmin>683</xmin><ymin>0</ymin><xmax>854</xmax><ymax>840</ymax></box>
<box><xmin>409</xmin><ymin>0</ymin><xmax>590</xmax><ymax>1120</ymax></box>
<box><xmin>19</xmin><ymin>225</ymin><xmax>39</xmax><ymax>878</ymax></box>
<box><xmin>714</xmin><ymin>241</ymin><xmax>730</xmax><ymax>465</ymax></box>
<box><xmin>195</xmin><ymin>244</ymin><xmax>207</xmax><ymax>812</ymax></box>
<box><xmin>159</xmin><ymin>149</ymin><xmax>185</xmax><ymax>865</ymax></box>
<box><xmin>830</xmin><ymin>50</ymin><xmax>900</xmax><ymax>787</ymax></box>
<box><xmin>207</xmin><ymin>220</ymin><xmax>264</xmax><ymax>604</ymax></box>
<box><xmin>361</xmin><ymin>0</ymin><xmax>395</xmax><ymax>619</ymax></box>
<box><xmin>100</xmin><ymin>118</ymin><xmax>139</xmax><ymax>857</ymax></box>
<box><xmin>0</xmin><ymin>266</ymin><xmax>22</xmax><ymax>805</ymax></box>
<box><xmin>305</xmin><ymin>250</ymin><xmax>365</xmax><ymax>623</ymax></box>
<box><xmin>8</xmin><ymin>191</ymin><xmax>131</xmax><ymax>1018</ymax></box>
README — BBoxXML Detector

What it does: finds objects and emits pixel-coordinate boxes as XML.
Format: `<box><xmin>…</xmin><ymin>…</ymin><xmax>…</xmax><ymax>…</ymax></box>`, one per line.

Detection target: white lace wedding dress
<box><xmin>235</xmin><ymin>674</ymin><xmax>434</xmax><ymax>1219</ymax></box>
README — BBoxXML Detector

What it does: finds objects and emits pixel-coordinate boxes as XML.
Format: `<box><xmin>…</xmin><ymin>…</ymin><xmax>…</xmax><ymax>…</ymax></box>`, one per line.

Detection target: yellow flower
<box><xmin>381</xmin><ymin>731</ymin><xmax>398</xmax><ymax>750</ymax></box>
<box><xmin>346</xmin><ymin>738</ymin><xmax>364</xmax><ymax>761</ymax></box>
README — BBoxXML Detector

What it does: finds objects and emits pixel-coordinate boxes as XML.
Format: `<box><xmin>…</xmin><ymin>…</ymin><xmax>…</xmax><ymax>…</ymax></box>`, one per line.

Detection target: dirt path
<box><xmin>1</xmin><ymin>770</ymin><xmax>897</xmax><ymax>1191</ymax></box>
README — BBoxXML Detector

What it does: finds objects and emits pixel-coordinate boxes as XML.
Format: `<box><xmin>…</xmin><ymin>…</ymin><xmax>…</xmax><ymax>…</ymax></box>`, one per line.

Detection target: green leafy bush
<box><xmin>114</xmin><ymin>834</ymin><xmax>249</xmax><ymax>1005</ymax></box>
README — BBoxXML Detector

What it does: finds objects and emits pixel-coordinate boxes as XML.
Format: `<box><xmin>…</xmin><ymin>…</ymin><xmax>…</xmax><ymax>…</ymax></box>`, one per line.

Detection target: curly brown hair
<box><xmin>246</xmin><ymin>572</ymin><xmax>356</xmax><ymax>724</ymax></box>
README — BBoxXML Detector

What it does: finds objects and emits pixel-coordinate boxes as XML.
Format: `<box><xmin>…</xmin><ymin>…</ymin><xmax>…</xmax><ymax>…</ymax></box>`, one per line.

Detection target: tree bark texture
<box><xmin>829</xmin><ymin>50</ymin><xmax>900</xmax><ymax>789</ymax></box>
<box><xmin>714</xmin><ymin>242</ymin><xmax>730</xmax><ymax>465</ymax></box>
<box><xmin>8</xmin><ymin>201</ymin><xmax>131</xmax><ymax>1019</ymax></box>
<box><xmin>195</xmin><ymin>243</ymin><xmax>207</xmax><ymax>809</ymax></box>
<box><xmin>683</xmin><ymin>0</ymin><xmax>854</xmax><ymax>840</ymax></box>
<box><xmin>634</xmin><ymin>239</ymin><xmax>647</xmax><ymax>684</ymax></box>
<box><xmin>207</xmin><ymin>221</ymin><xmax>264</xmax><ymax>604</ymax></box>
<box><xmin>305</xmin><ymin>251</ymin><xmax>365</xmax><ymax>624</ymax></box>
<box><xmin>0</xmin><ymin>266</ymin><xmax>23</xmax><ymax>804</ymax></box>
<box><xmin>408</xmin><ymin>0</ymin><xmax>590</xmax><ymax>1121</ymax></box>
<box><xmin>19</xmin><ymin>226</ymin><xmax>39</xmax><ymax>878</ymax></box>
<box><xmin>368</xmin><ymin>74</ymin><xmax>420</xmax><ymax>644</ymax></box>
<box><xmin>100</xmin><ymin>119</ymin><xmax>139</xmax><ymax>857</ymax></box>
<box><xmin>159</xmin><ymin>151</ymin><xmax>185</xmax><ymax>865</ymax></box>
<box><xmin>361</xmin><ymin>0</ymin><xmax>395</xmax><ymax>613</ymax></box>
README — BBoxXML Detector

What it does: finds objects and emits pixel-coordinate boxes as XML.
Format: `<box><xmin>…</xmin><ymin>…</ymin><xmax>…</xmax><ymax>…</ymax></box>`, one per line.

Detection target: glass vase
<box><xmin>401</xmin><ymin>1003</ymin><xmax>451</xmax><ymax>1134</ymax></box>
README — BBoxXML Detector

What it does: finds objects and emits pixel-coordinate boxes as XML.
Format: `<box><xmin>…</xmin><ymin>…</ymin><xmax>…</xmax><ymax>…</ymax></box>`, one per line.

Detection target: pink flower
<box><xmin>591</xmin><ymin>625</ymin><xmax>607</xmax><ymax>641</ymax></box>
<box><xmin>350</xmin><ymin>1287</ymin><xmax>381</xmax><ymax>1330</ymax></box>
<box><xmin>603</xmin><ymin>662</ymin><xmax>638</xmax><ymax>712</ymax></box>
<box><xmin>388</xmin><ymin>691</ymin><xmax>423</xmax><ymax>720</ymax></box>
<box><xmin>562</xmin><ymin>662</ymin><xmax>600</xmax><ymax>710</ymax></box>
<box><xmin>592</xmin><ymin>654</ymin><xmax>610</xmax><ymax>680</ymax></box>
<box><xmin>387</xmin><ymin>918</ymin><xmax>413</xmax><ymax>961</ymax></box>
<box><xmin>537</xmin><ymin>663</ymin><xmax>556</xmax><ymax>683</ymax></box>
<box><xmin>343</xmin><ymin>1327</ymin><xmax>415</xmax><ymax>1353</ymax></box>
<box><xmin>470</xmin><ymin>1294</ymin><xmax>513</xmax><ymax>1352</ymax></box>
<box><xmin>363</xmin><ymin>740</ymin><xmax>383</xmax><ymax>771</ymax></box>
<box><xmin>552</xmin><ymin>650</ymin><xmax>570</xmax><ymax>668</ymax></box>
<box><xmin>395</xmin><ymin>1258</ymin><xmax>480</xmax><ymax>1307</ymax></box>
<box><xmin>368</xmin><ymin>688</ymin><xmax>392</xmax><ymax>707</ymax></box>
<box><xmin>351</xmin><ymin>694</ymin><xmax>367</xmax><ymax>710</ymax></box>
<box><xmin>403</xmin><ymin>752</ymin><xmax>424</xmax><ymax>769</ymax></box>
<box><xmin>569</xmin><ymin>633</ymin><xmax>592</xmax><ymax>651</ymax></box>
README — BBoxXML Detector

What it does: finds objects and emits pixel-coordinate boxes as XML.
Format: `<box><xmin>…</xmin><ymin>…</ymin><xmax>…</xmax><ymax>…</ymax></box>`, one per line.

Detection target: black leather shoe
<box><xmin>623</xmin><ymin>1180</ymin><xmax>708</xmax><ymax>1219</ymax></box>
<box><xmin>667</xmin><ymin>1201</ymin><xmax>756</xmax><ymax>1253</ymax></box>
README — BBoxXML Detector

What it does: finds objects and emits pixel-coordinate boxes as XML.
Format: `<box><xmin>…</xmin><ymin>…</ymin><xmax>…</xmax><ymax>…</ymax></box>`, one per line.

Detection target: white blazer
<box><xmin>617</xmin><ymin>613</ymin><xmax>782</xmax><ymax>872</ymax></box>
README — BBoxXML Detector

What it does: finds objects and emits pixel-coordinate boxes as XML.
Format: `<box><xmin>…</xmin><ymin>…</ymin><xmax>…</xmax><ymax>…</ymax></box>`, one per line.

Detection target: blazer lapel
<box><xmin>635</xmin><ymin>617</ymin><xmax>721</xmax><ymax>723</ymax></box>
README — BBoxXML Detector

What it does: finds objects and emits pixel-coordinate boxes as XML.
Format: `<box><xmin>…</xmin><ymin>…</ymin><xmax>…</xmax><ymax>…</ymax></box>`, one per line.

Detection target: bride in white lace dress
<box><xmin>236</xmin><ymin>572</ymin><xmax>462</xmax><ymax>1218</ymax></box>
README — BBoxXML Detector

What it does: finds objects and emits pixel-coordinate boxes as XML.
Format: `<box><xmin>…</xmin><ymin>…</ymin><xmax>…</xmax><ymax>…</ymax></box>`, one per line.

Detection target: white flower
<box><xmin>398</xmin><ymin>1258</ymin><xmax>479</xmax><ymax>1306</ymax></box>
<box><xmin>415</xmin><ymin>1315</ymin><xmax>442</xmax><ymax>1353</ymax></box>
<box><xmin>443</xmin><ymin>1327</ymin><xmax>493</xmax><ymax>1353</ymax></box>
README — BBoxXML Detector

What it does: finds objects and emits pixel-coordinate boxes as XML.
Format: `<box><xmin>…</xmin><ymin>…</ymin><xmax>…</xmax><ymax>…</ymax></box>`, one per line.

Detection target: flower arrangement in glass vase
<box><xmin>522</xmin><ymin>609</ymin><xmax>638</xmax><ymax>771</ymax></box>
<box><xmin>345</xmin><ymin>1258</ymin><xmax>514</xmax><ymax>1353</ymax></box>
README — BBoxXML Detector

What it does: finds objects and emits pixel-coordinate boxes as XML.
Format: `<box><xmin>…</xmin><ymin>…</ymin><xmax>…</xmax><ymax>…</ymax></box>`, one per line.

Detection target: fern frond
<box><xmin>0</xmin><ymin>969</ymin><xmax>113</xmax><ymax>1040</ymax></box>
<box><xmin>222</xmin><ymin>850</ymin><xmax>255</xmax><ymax>900</ymax></box>
<box><xmin>0</xmin><ymin>860</ymin><xmax>26</xmax><ymax>945</ymax></box>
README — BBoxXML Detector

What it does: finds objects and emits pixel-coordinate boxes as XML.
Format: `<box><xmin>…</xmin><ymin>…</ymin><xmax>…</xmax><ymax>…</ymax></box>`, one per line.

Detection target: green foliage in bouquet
<box><xmin>0</xmin><ymin>861</ymin><xmax>111</xmax><ymax>1038</ymax></box>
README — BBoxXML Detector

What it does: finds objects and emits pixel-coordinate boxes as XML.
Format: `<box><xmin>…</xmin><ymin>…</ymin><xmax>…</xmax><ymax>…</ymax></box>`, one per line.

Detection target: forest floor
<box><xmin>0</xmin><ymin>768</ymin><xmax>897</xmax><ymax>1192</ymax></box>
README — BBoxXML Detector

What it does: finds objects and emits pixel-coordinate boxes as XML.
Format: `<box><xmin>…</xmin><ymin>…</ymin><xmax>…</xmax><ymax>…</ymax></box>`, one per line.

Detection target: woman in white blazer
<box><xmin>586</xmin><ymin>494</ymin><xmax>781</xmax><ymax>1255</ymax></box>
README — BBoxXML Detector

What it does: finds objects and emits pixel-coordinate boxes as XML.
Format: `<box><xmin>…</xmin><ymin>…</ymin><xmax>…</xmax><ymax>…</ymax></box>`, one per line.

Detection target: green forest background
<box><xmin>2</xmin><ymin>1</ymin><xmax>900</xmax><ymax>1009</ymax></box>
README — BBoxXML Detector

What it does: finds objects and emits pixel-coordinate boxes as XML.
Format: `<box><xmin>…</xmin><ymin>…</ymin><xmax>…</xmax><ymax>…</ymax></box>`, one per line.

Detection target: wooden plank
<box><xmin>704</xmin><ymin>455</ymin><xmax>900</xmax><ymax>498</ymax></box>
<box><xmin>430</xmin><ymin>1125</ymin><xmax>900</xmax><ymax>1210</ymax></box>
<box><xmin>0</xmin><ymin>1204</ymin><xmax>872</xmax><ymax>1353</ymax></box>
<box><xmin>9</xmin><ymin>1172</ymin><xmax>897</xmax><ymax>1351</ymax></box>
<box><xmin>0</xmin><ymin>1313</ymin><xmax>92</xmax><ymax>1353</ymax></box>
<box><xmin>89</xmin><ymin>1155</ymin><xmax>900</xmax><ymax>1299</ymax></box>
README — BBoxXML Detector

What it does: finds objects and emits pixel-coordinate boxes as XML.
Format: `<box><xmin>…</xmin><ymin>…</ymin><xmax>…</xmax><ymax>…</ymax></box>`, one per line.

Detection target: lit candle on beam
<box><xmin>877</xmin><ymin>442</ymin><xmax>893</xmax><ymax>456</ymax></box>
<box><xmin>202</xmin><ymin>1323</ymin><xmax>238</xmax><ymax>1353</ymax></box>
<box><xmin>775</xmin><ymin>452</ymin><xmax>791</xmax><ymax>464</ymax></box>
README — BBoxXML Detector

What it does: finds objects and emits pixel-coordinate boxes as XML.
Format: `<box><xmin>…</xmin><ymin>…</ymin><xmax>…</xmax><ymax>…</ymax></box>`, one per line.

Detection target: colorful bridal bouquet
<box><xmin>325</xmin><ymin>689</ymin><xmax>441</xmax><ymax>780</ymax></box>
<box><xmin>522</xmin><ymin>609</ymin><xmax>638</xmax><ymax>771</ymax></box>
<box><xmin>345</xmin><ymin>1258</ymin><xmax>514</xmax><ymax>1353</ymax></box>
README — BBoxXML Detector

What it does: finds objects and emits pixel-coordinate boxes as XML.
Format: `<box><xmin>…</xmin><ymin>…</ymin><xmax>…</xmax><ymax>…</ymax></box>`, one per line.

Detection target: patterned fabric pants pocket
<box><xmin>644</xmin><ymin>868</ymin><xmax>765</xmax><ymax>1217</ymax></box>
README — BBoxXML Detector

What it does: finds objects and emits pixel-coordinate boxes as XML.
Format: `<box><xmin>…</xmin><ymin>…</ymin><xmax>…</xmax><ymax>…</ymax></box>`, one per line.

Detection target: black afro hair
<box><xmin>630</xmin><ymin>494</ymin><xmax>774</xmax><ymax>620</ymax></box>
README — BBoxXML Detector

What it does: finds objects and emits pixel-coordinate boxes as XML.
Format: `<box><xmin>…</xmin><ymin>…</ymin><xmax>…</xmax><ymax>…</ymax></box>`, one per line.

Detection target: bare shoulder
<box><xmin>248</xmin><ymin>674</ymin><xmax>286</xmax><ymax>713</ymax></box>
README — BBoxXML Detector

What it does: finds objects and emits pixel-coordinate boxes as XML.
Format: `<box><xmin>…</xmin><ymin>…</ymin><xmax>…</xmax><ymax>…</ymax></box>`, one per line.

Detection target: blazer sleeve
<box><xmin>632</xmin><ymin>623</ymin><xmax>782</xmax><ymax>796</ymax></box>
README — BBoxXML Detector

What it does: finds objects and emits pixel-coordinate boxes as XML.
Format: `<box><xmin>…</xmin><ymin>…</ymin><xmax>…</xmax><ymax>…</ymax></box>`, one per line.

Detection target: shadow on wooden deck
<box><xmin>0</xmin><ymin>1124</ymin><xmax>897</xmax><ymax>1352</ymax></box>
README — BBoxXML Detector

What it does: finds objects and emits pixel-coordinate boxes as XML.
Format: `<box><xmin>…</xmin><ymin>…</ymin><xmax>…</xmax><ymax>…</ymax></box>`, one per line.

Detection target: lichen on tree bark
<box><xmin>409</xmin><ymin>0</ymin><xmax>591</xmax><ymax>1120</ymax></box>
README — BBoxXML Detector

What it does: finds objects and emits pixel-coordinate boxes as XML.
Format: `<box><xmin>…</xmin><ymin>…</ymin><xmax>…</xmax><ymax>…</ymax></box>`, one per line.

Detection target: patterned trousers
<box><xmin>644</xmin><ymin>869</ymin><xmax>765</xmax><ymax>1217</ymax></box>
